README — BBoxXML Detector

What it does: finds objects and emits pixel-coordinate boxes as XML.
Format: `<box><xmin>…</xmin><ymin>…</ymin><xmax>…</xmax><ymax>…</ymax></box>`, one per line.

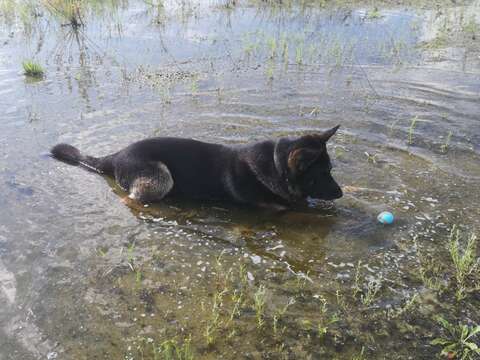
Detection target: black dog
<box><xmin>51</xmin><ymin>126</ymin><xmax>342</xmax><ymax>209</ymax></box>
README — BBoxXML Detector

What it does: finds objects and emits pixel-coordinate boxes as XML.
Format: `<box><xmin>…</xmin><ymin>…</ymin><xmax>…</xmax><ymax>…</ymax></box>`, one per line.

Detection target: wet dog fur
<box><xmin>51</xmin><ymin>126</ymin><xmax>343</xmax><ymax>209</ymax></box>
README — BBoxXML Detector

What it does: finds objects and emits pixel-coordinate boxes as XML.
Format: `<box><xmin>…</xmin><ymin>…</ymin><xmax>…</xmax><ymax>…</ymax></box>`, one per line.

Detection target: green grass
<box><xmin>414</xmin><ymin>227</ymin><xmax>479</xmax><ymax>301</ymax></box>
<box><xmin>441</xmin><ymin>131</ymin><xmax>453</xmax><ymax>153</ymax></box>
<box><xmin>407</xmin><ymin>116</ymin><xmax>418</xmax><ymax>145</ymax></box>
<box><xmin>431</xmin><ymin>317</ymin><xmax>480</xmax><ymax>360</ymax></box>
<box><xmin>22</xmin><ymin>60</ymin><xmax>44</xmax><ymax>78</ymax></box>
<box><xmin>253</xmin><ymin>285</ymin><xmax>266</xmax><ymax>328</ymax></box>
<box><xmin>44</xmin><ymin>0</ymin><xmax>84</xmax><ymax>27</ymax></box>
<box><xmin>448</xmin><ymin>226</ymin><xmax>478</xmax><ymax>301</ymax></box>
<box><xmin>462</xmin><ymin>16</ymin><xmax>479</xmax><ymax>40</ymax></box>
<box><xmin>360</xmin><ymin>279</ymin><xmax>381</xmax><ymax>306</ymax></box>
<box><xmin>366</xmin><ymin>7</ymin><xmax>382</xmax><ymax>19</ymax></box>
<box><xmin>154</xmin><ymin>337</ymin><xmax>194</xmax><ymax>360</ymax></box>
<box><xmin>295</xmin><ymin>42</ymin><xmax>304</xmax><ymax>65</ymax></box>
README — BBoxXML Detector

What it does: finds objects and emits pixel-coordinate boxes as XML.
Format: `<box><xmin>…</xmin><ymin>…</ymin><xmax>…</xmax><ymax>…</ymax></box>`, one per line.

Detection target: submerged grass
<box><xmin>441</xmin><ymin>130</ymin><xmax>453</xmax><ymax>153</ymax></box>
<box><xmin>115</xmin><ymin>224</ymin><xmax>479</xmax><ymax>359</ymax></box>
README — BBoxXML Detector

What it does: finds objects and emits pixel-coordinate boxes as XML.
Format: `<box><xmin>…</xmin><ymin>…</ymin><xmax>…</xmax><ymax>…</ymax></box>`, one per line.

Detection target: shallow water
<box><xmin>1</xmin><ymin>0</ymin><xmax>479</xmax><ymax>359</ymax></box>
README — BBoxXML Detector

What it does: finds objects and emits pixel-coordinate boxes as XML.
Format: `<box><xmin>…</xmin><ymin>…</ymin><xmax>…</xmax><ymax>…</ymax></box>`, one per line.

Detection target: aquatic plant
<box><xmin>462</xmin><ymin>16</ymin><xmax>479</xmax><ymax>40</ymax></box>
<box><xmin>334</xmin><ymin>146</ymin><xmax>345</xmax><ymax>160</ymax></box>
<box><xmin>126</xmin><ymin>242</ymin><xmax>136</xmax><ymax>271</ymax></box>
<box><xmin>317</xmin><ymin>315</ymin><xmax>338</xmax><ymax>339</ymax></box>
<box><xmin>295</xmin><ymin>272</ymin><xmax>310</xmax><ymax>293</ymax></box>
<box><xmin>44</xmin><ymin>0</ymin><xmax>85</xmax><ymax>27</ymax></box>
<box><xmin>364</xmin><ymin>151</ymin><xmax>378</xmax><ymax>164</ymax></box>
<box><xmin>253</xmin><ymin>284</ymin><xmax>266</xmax><ymax>328</ymax></box>
<box><xmin>190</xmin><ymin>75</ymin><xmax>199</xmax><ymax>94</ymax></box>
<box><xmin>448</xmin><ymin>226</ymin><xmax>478</xmax><ymax>301</ymax></box>
<box><xmin>272</xmin><ymin>297</ymin><xmax>295</xmax><ymax>337</ymax></box>
<box><xmin>366</xmin><ymin>7</ymin><xmax>382</xmax><ymax>20</ymax></box>
<box><xmin>154</xmin><ymin>337</ymin><xmax>194</xmax><ymax>360</ymax></box>
<box><xmin>295</xmin><ymin>42</ymin><xmax>304</xmax><ymax>65</ymax></box>
<box><xmin>352</xmin><ymin>346</ymin><xmax>367</xmax><ymax>360</ymax></box>
<box><xmin>96</xmin><ymin>247</ymin><xmax>107</xmax><ymax>257</ymax></box>
<box><xmin>330</xmin><ymin>40</ymin><xmax>344</xmax><ymax>68</ymax></box>
<box><xmin>352</xmin><ymin>260</ymin><xmax>362</xmax><ymax>297</ymax></box>
<box><xmin>239</xmin><ymin>262</ymin><xmax>249</xmax><ymax>287</ymax></box>
<box><xmin>407</xmin><ymin>116</ymin><xmax>418</xmax><ymax>145</ymax></box>
<box><xmin>413</xmin><ymin>235</ymin><xmax>444</xmax><ymax>291</ymax></box>
<box><xmin>22</xmin><ymin>60</ymin><xmax>44</xmax><ymax>77</ymax></box>
<box><xmin>279</xmin><ymin>33</ymin><xmax>288</xmax><ymax>63</ymax></box>
<box><xmin>387</xmin><ymin>294</ymin><xmax>418</xmax><ymax>320</ymax></box>
<box><xmin>267</xmin><ymin>36</ymin><xmax>277</xmax><ymax>59</ymax></box>
<box><xmin>221</xmin><ymin>0</ymin><xmax>237</xmax><ymax>9</ymax></box>
<box><xmin>360</xmin><ymin>279</ymin><xmax>381</xmax><ymax>306</ymax></box>
<box><xmin>441</xmin><ymin>131</ymin><xmax>453</xmax><ymax>153</ymax></box>
<box><xmin>204</xmin><ymin>289</ymin><xmax>226</xmax><ymax>346</ymax></box>
<box><xmin>431</xmin><ymin>317</ymin><xmax>480</xmax><ymax>360</ymax></box>
<box><xmin>135</xmin><ymin>268</ymin><xmax>142</xmax><ymax>287</ymax></box>
<box><xmin>309</xmin><ymin>107</ymin><xmax>320</xmax><ymax>116</ymax></box>
<box><xmin>316</xmin><ymin>296</ymin><xmax>338</xmax><ymax>339</ymax></box>
<box><xmin>265</xmin><ymin>60</ymin><xmax>275</xmax><ymax>81</ymax></box>
<box><xmin>335</xmin><ymin>289</ymin><xmax>347</xmax><ymax>311</ymax></box>
<box><xmin>227</xmin><ymin>289</ymin><xmax>244</xmax><ymax>323</ymax></box>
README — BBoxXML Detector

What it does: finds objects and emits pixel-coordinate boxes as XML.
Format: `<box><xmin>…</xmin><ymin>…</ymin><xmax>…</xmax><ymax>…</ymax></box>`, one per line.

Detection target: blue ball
<box><xmin>378</xmin><ymin>211</ymin><xmax>394</xmax><ymax>224</ymax></box>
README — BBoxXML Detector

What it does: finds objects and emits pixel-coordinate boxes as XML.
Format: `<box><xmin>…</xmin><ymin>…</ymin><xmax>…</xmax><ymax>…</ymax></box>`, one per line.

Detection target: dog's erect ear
<box><xmin>288</xmin><ymin>148</ymin><xmax>321</xmax><ymax>176</ymax></box>
<box><xmin>319</xmin><ymin>125</ymin><xmax>340</xmax><ymax>142</ymax></box>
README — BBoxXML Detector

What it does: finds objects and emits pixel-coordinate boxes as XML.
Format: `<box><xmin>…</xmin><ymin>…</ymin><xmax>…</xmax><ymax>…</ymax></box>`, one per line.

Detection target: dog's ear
<box><xmin>319</xmin><ymin>125</ymin><xmax>340</xmax><ymax>142</ymax></box>
<box><xmin>288</xmin><ymin>148</ymin><xmax>321</xmax><ymax>176</ymax></box>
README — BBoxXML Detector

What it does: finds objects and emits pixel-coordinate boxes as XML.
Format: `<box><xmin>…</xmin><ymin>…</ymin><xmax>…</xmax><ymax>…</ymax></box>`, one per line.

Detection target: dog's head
<box><xmin>275</xmin><ymin>125</ymin><xmax>342</xmax><ymax>201</ymax></box>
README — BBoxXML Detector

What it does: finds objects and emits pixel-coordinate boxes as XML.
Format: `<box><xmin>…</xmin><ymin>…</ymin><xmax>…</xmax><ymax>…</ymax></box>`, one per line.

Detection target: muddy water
<box><xmin>1</xmin><ymin>1</ymin><xmax>479</xmax><ymax>359</ymax></box>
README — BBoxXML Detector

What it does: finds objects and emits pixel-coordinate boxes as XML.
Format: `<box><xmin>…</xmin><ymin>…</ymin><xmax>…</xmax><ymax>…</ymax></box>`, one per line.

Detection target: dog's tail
<box><xmin>50</xmin><ymin>143</ymin><xmax>114</xmax><ymax>175</ymax></box>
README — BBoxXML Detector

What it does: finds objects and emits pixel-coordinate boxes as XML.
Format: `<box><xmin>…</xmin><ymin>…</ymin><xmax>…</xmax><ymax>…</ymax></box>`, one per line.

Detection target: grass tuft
<box><xmin>448</xmin><ymin>226</ymin><xmax>478</xmax><ymax>301</ymax></box>
<box><xmin>431</xmin><ymin>317</ymin><xmax>480</xmax><ymax>360</ymax></box>
<box><xmin>22</xmin><ymin>60</ymin><xmax>44</xmax><ymax>78</ymax></box>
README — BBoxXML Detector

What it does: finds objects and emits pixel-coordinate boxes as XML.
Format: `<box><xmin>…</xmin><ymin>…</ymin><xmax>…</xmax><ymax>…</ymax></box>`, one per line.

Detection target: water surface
<box><xmin>0</xmin><ymin>0</ymin><xmax>479</xmax><ymax>358</ymax></box>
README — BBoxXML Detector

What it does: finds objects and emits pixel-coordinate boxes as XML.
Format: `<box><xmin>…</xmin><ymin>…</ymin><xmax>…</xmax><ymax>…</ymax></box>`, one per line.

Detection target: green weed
<box><xmin>367</xmin><ymin>7</ymin><xmax>382</xmax><ymax>20</ymax></box>
<box><xmin>295</xmin><ymin>42</ymin><xmax>304</xmax><ymax>65</ymax></box>
<box><xmin>364</xmin><ymin>151</ymin><xmax>378</xmax><ymax>164</ymax></box>
<box><xmin>44</xmin><ymin>0</ymin><xmax>84</xmax><ymax>27</ymax></box>
<box><xmin>272</xmin><ymin>297</ymin><xmax>295</xmax><ymax>337</ymax></box>
<box><xmin>22</xmin><ymin>60</ymin><xmax>44</xmax><ymax>78</ymax></box>
<box><xmin>407</xmin><ymin>116</ymin><xmax>418</xmax><ymax>145</ymax></box>
<box><xmin>431</xmin><ymin>317</ymin><xmax>480</xmax><ymax>360</ymax></box>
<box><xmin>126</xmin><ymin>242</ymin><xmax>136</xmax><ymax>271</ymax></box>
<box><xmin>462</xmin><ymin>16</ymin><xmax>479</xmax><ymax>40</ymax></box>
<box><xmin>253</xmin><ymin>285</ymin><xmax>267</xmax><ymax>328</ymax></box>
<box><xmin>441</xmin><ymin>131</ymin><xmax>453</xmax><ymax>153</ymax></box>
<box><xmin>360</xmin><ymin>279</ymin><xmax>381</xmax><ymax>306</ymax></box>
<box><xmin>448</xmin><ymin>226</ymin><xmax>478</xmax><ymax>301</ymax></box>
<box><xmin>204</xmin><ymin>289</ymin><xmax>226</xmax><ymax>346</ymax></box>
<box><xmin>352</xmin><ymin>260</ymin><xmax>362</xmax><ymax>298</ymax></box>
<box><xmin>155</xmin><ymin>337</ymin><xmax>194</xmax><ymax>360</ymax></box>
<box><xmin>352</xmin><ymin>346</ymin><xmax>367</xmax><ymax>360</ymax></box>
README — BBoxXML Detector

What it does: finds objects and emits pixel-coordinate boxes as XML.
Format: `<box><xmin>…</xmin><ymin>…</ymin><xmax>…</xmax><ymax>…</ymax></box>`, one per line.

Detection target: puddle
<box><xmin>0</xmin><ymin>0</ymin><xmax>479</xmax><ymax>358</ymax></box>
